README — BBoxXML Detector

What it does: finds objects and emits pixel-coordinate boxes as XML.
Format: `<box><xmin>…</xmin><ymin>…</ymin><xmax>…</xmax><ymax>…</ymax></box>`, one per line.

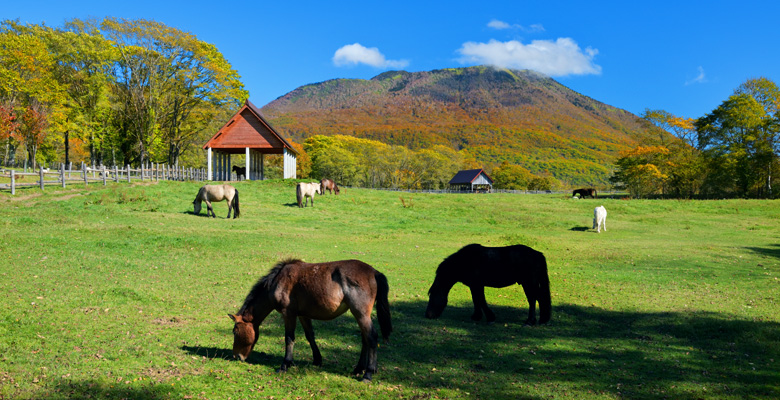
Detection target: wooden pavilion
<box><xmin>449</xmin><ymin>168</ymin><xmax>494</xmax><ymax>192</ymax></box>
<box><xmin>203</xmin><ymin>100</ymin><xmax>297</xmax><ymax>181</ymax></box>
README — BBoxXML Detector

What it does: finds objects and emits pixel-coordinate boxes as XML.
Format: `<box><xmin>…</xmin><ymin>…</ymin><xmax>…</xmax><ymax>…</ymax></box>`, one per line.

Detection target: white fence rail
<box><xmin>0</xmin><ymin>163</ymin><xmax>206</xmax><ymax>195</ymax></box>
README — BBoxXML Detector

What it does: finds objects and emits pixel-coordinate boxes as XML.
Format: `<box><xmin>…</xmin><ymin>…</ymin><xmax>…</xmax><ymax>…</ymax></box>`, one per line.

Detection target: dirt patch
<box><xmin>8</xmin><ymin>193</ymin><xmax>43</xmax><ymax>202</ymax></box>
<box><xmin>152</xmin><ymin>316</ymin><xmax>186</xmax><ymax>326</ymax></box>
<box><xmin>54</xmin><ymin>193</ymin><xmax>83</xmax><ymax>201</ymax></box>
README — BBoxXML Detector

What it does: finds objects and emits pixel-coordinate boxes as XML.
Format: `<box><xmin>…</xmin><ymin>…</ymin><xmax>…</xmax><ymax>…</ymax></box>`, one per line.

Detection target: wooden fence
<box><xmin>0</xmin><ymin>163</ymin><xmax>206</xmax><ymax>195</ymax></box>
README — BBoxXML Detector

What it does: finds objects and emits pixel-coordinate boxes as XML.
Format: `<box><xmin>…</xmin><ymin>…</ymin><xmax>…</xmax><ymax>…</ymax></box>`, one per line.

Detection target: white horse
<box><xmin>296</xmin><ymin>182</ymin><xmax>321</xmax><ymax>208</ymax></box>
<box><xmin>593</xmin><ymin>206</ymin><xmax>607</xmax><ymax>233</ymax></box>
<box><xmin>193</xmin><ymin>184</ymin><xmax>240</xmax><ymax>218</ymax></box>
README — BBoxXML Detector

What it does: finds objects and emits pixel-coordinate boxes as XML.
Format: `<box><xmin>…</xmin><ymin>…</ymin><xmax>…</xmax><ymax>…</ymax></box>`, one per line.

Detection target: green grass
<box><xmin>1</xmin><ymin>180</ymin><xmax>778</xmax><ymax>399</ymax></box>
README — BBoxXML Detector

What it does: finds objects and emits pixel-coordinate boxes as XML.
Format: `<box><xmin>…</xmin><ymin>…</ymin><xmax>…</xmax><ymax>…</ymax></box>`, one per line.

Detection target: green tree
<box><xmin>0</xmin><ymin>23</ymin><xmax>67</xmax><ymax>167</ymax></box>
<box><xmin>609</xmin><ymin>146</ymin><xmax>670</xmax><ymax>198</ymax></box>
<box><xmin>492</xmin><ymin>161</ymin><xmax>535</xmax><ymax>190</ymax></box>
<box><xmin>696</xmin><ymin>93</ymin><xmax>769</xmax><ymax>197</ymax></box>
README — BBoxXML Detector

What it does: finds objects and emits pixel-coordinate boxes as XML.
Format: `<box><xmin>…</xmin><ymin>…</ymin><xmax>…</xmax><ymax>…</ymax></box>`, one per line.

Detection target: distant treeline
<box><xmin>612</xmin><ymin>77</ymin><xmax>780</xmax><ymax>199</ymax></box>
<box><xmin>0</xmin><ymin>18</ymin><xmax>247</xmax><ymax>170</ymax></box>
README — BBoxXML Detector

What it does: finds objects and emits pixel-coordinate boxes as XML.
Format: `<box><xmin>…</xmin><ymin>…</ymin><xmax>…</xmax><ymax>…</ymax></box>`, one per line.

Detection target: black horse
<box><xmin>424</xmin><ymin>244</ymin><xmax>551</xmax><ymax>325</ymax></box>
<box><xmin>232</xmin><ymin>165</ymin><xmax>246</xmax><ymax>181</ymax></box>
<box><xmin>573</xmin><ymin>188</ymin><xmax>597</xmax><ymax>198</ymax></box>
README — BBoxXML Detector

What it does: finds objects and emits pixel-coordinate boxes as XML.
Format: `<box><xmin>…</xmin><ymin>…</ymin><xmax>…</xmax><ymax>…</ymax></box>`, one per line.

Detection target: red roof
<box><xmin>203</xmin><ymin>100</ymin><xmax>297</xmax><ymax>155</ymax></box>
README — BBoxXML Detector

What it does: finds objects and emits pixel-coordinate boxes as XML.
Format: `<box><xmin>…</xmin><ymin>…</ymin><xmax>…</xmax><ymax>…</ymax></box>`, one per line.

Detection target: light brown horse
<box><xmin>296</xmin><ymin>182</ymin><xmax>320</xmax><ymax>207</ymax></box>
<box><xmin>229</xmin><ymin>259</ymin><xmax>392</xmax><ymax>381</ymax></box>
<box><xmin>320</xmin><ymin>179</ymin><xmax>340</xmax><ymax>195</ymax></box>
<box><xmin>193</xmin><ymin>184</ymin><xmax>240</xmax><ymax>218</ymax></box>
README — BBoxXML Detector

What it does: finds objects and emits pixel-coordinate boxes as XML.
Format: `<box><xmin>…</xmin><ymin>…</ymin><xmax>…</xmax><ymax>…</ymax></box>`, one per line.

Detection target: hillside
<box><xmin>260</xmin><ymin>66</ymin><xmax>654</xmax><ymax>185</ymax></box>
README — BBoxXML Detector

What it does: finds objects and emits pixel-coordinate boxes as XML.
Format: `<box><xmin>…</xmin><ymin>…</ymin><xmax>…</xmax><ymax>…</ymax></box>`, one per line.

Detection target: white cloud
<box><xmin>685</xmin><ymin>66</ymin><xmax>707</xmax><ymax>85</ymax></box>
<box><xmin>487</xmin><ymin>19</ymin><xmax>545</xmax><ymax>33</ymax></box>
<box><xmin>487</xmin><ymin>19</ymin><xmax>511</xmax><ymax>30</ymax></box>
<box><xmin>457</xmin><ymin>38</ymin><xmax>601</xmax><ymax>77</ymax></box>
<box><xmin>332</xmin><ymin>43</ymin><xmax>409</xmax><ymax>69</ymax></box>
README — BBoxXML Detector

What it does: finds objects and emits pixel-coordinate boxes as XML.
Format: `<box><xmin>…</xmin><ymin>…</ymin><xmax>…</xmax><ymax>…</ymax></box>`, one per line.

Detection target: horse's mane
<box><xmin>238</xmin><ymin>258</ymin><xmax>302</xmax><ymax>315</ymax></box>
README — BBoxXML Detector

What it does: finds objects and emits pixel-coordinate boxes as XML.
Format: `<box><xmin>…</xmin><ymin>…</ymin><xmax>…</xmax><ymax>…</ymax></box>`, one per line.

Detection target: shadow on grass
<box><xmin>230</xmin><ymin>299</ymin><xmax>780</xmax><ymax>399</ymax></box>
<box><xmin>569</xmin><ymin>226</ymin><xmax>590</xmax><ymax>232</ymax></box>
<box><xmin>746</xmin><ymin>244</ymin><xmax>780</xmax><ymax>260</ymax></box>
<box><xmin>180</xmin><ymin>344</ymin><xmax>279</xmax><ymax>367</ymax></box>
<box><xmin>40</xmin><ymin>299</ymin><xmax>780</xmax><ymax>399</ymax></box>
<box><xmin>33</xmin><ymin>380</ymin><xmax>182</xmax><ymax>400</ymax></box>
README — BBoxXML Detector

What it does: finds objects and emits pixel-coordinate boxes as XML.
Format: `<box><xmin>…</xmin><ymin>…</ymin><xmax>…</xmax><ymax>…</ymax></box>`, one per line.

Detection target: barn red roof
<box><xmin>203</xmin><ymin>100</ymin><xmax>297</xmax><ymax>155</ymax></box>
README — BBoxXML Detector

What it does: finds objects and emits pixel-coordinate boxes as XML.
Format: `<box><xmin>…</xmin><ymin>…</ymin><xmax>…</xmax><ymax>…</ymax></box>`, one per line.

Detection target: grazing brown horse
<box><xmin>232</xmin><ymin>165</ymin><xmax>246</xmax><ymax>181</ymax></box>
<box><xmin>425</xmin><ymin>244</ymin><xmax>551</xmax><ymax>326</ymax></box>
<box><xmin>229</xmin><ymin>259</ymin><xmax>392</xmax><ymax>381</ymax></box>
<box><xmin>193</xmin><ymin>184</ymin><xmax>240</xmax><ymax>218</ymax></box>
<box><xmin>320</xmin><ymin>179</ymin><xmax>340</xmax><ymax>195</ymax></box>
<box><xmin>573</xmin><ymin>188</ymin><xmax>597</xmax><ymax>198</ymax></box>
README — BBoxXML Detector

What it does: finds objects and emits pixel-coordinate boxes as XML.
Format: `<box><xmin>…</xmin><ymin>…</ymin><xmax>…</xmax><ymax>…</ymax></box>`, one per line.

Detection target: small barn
<box><xmin>449</xmin><ymin>168</ymin><xmax>494</xmax><ymax>192</ymax></box>
<box><xmin>203</xmin><ymin>100</ymin><xmax>297</xmax><ymax>181</ymax></box>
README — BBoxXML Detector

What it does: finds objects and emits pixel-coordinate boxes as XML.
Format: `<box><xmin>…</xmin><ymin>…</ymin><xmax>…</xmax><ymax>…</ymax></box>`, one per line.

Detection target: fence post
<box><xmin>83</xmin><ymin>163</ymin><xmax>88</xmax><ymax>186</ymax></box>
<box><xmin>126</xmin><ymin>165</ymin><xmax>131</xmax><ymax>183</ymax></box>
<box><xmin>39</xmin><ymin>167</ymin><xmax>44</xmax><ymax>191</ymax></box>
<box><xmin>102</xmin><ymin>166</ymin><xmax>107</xmax><ymax>186</ymax></box>
<box><xmin>68</xmin><ymin>162</ymin><xmax>72</xmax><ymax>179</ymax></box>
<box><xmin>61</xmin><ymin>163</ymin><xmax>66</xmax><ymax>188</ymax></box>
<box><xmin>141</xmin><ymin>164</ymin><xmax>145</xmax><ymax>182</ymax></box>
<box><xmin>114</xmin><ymin>165</ymin><xmax>119</xmax><ymax>182</ymax></box>
<box><xmin>10</xmin><ymin>169</ymin><xmax>15</xmax><ymax>195</ymax></box>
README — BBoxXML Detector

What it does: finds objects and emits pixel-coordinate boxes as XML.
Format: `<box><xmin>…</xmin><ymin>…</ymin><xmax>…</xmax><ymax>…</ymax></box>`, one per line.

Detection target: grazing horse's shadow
<box><xmin>569</xmin><ymin>226</ymin><xmax>590</xmax><ymax>232</ymax></box>
<box><xmin>283</xmin><ymin>202</ymin><xmax>300</xmax><ymax>208</ymax></box>
<box><xmin>180</xmin><ymin>345</ymin><xmax>277</xmax><ymax>366</ymax></box>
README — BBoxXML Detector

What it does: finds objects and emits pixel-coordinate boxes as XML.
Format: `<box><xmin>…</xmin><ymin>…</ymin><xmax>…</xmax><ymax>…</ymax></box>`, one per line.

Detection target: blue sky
<box><xmin>6</xmin><ymin>1</ymin><xmax>780</xmax><ymax>119</ymax></box>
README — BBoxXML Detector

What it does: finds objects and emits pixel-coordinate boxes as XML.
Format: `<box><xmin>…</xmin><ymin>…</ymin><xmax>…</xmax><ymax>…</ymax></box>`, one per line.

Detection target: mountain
<box><xmin>260</xmin><ymin>66</ymin><xmax>654</xmax><ymax>185</ymax></box>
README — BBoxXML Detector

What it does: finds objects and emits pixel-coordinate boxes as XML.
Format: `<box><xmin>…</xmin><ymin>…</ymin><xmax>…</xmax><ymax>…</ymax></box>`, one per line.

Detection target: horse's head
<box><xmin>424</xmin><ymin>279</ymin><xmax>451</xmax><ymax>319</ymax></box>
<box><xmin>193</xmin><ymin>200</ymin><xmax>202</xmax><ymax>215</ymax></box>
<box><xmin>334</xmin><ymin>185</ymin><xmax>340</xmax><ymax>195</ymax></box>
<box><xmin>228</xmin><ymin>313</ymin><xmax>255</xmax><ymax>361</ymax></box>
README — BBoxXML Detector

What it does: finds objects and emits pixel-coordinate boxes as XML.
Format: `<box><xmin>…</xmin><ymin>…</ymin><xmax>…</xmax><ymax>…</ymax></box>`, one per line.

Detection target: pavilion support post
<box><xmin>207</xmin><ymin>148</ymin><xmax>212</xmax><ymax>181</ymax></box>
<box><xmin>245</xmin><ymin>147</ymin><xmax>250</xmax><ymax>181</ymax></box>
<box><xmin>227</xmin><ymin>154</ymin><xmax>232</xmax><ymax>181</ymax></box>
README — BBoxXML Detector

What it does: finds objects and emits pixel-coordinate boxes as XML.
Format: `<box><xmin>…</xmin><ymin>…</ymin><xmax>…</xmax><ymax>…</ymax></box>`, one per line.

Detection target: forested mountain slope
<box><xmin>261</xmin><ymin>66</ymin><xmax>654</xmax><ymax>185</ymax></box>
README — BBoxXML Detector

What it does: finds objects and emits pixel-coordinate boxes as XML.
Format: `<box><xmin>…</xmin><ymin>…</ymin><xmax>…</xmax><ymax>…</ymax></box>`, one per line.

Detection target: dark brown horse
<box><xmin>425</xmin><ymin>244</ymin><xmax>551</xmax><ymax>326</ymax></box>
<box><xmin>573</xmin><ymin>188</ymin><xmax>597</xmax><ymax>198</ymax></box>
<box><xmin>232</xmin><ymin>165</ymin><xmax>246</xmax><ymax>181</ymax></box>
<box><xmin>229</xmin><ymin>259</ymin><xmax>392</xmax><ymax>381</ymax></box>
<box><xmin>320</xmin><ymin>179</ymin><xmax>340</xmax><ymax>195</ymax></box>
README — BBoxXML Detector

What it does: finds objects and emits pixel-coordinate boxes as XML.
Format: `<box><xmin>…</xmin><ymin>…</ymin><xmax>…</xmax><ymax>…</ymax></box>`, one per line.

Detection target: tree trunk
<box><xmin>64</xmin><ymin>128</ymin><xmax>70</xmax><ymax>167</ymax></box>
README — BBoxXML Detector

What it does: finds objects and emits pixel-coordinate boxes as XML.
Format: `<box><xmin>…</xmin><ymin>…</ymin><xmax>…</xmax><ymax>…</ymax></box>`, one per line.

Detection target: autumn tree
<box><xmin>610</xmin><ymin>146</ymin><xmax>670</xmax><ymax>198</ymax></box>
<box><xmin>695</xmin><ymin>93</ymin><xmax>772</xmax><ymax>197</ymax></box>
<box><xmin>16</xmin><ymin>100</ymin><xmax>49</xmax><ymax>168</ymax></box>
<box><xmin>640</xmin><ymin>109</ymin><xmax>703</xmax><ymax>197</ymax></box>
<box><xmin>0</xmin><ymin>23</ymin><xmax>66</xmax><ymax>166</ymax></box>
<box><xmin>47</xmin><ymin>21</ymin><xmax>116</xmax><ymax>166</ymax></box>
<box><xmin>492</xmin><ymin>161</ymin><xmax>536</xmax><ymax>190</ymax></box>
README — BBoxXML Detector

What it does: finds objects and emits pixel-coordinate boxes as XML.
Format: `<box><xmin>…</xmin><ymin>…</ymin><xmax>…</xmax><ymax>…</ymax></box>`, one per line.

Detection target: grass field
<box><xmin>1</xmin><ymin>180</ymin><xmax>778</xmax><ymax>399</ymax></box>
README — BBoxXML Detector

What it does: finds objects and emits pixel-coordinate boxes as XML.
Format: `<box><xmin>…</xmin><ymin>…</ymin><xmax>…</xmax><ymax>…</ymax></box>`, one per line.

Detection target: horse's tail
<box><xmin>538</xmin><ymin>254</ymin><xmax>552</xmax><ymax>324</ymax></box>
<box><xmin>374</xmin><ymin>271</ymin><xmax>393</xmax><ymax>343</ymax></box>
<box><xmin>233</xmin><ymin>189</ymin><xmax>240</xmax><ymax>218</ymax></box>
<box><xmin>296</xmin><ymin>184</ymin><xmax>302</xmax><ymax>207</ymax></box>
